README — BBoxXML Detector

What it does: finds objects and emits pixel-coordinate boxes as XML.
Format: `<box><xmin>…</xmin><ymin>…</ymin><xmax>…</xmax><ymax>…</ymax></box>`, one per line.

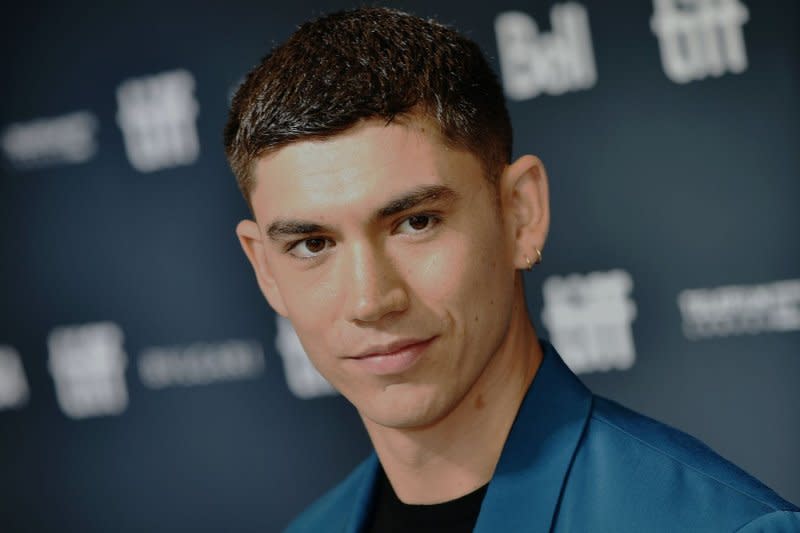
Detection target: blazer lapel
<box><xmin>474</xmin><ymin>341</ymin><xmax>593</xmax><ymax>533</ymax></box>
<box><xmin>344</xmin><ymin>453</ymin><xmax>380</xmax><ymax>533</ymax></box>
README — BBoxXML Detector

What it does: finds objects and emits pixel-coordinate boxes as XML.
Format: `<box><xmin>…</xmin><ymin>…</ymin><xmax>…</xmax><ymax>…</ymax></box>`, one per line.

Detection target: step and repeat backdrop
<box><xmin>1</xmin><ymin>1</ymin><xmax>798</xmax><ymax>531</ymax></box>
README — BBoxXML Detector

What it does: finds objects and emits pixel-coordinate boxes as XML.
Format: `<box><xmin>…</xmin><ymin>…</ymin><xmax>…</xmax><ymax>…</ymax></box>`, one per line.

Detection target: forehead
<box><xmin>249</xmin><ymin>118</ymin><xmax>486</xmax><ymax>221</ymax></box>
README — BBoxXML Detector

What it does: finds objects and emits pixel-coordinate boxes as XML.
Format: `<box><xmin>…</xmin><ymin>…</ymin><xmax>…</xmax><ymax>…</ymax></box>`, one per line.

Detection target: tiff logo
<box><xmin>651</xmin><ymin>0</ymin><xmax>749</xmax><ymax>84</ymax></box>
<box><xmin>275</xmin><ymin>316</ymin><xmax>337</xmax><ymax>399</ymax></box>
<box><xmin>116</xmin><ymin>69</ymin><xmax>200</xmax><ymax>173</ymax></box>
<box><xmin>0</xmin><ymin>345</ymin><xmax>29</xmax><ymax>410</ymax></box>
<box><xmin>495</xmin><ymin>2</ymin><xmax>596</xmax><ymax>100</ymax></box>
<box><xmin>541</xmin><ymin>269</ymin><xmax>637</xmax><ymax>374</ymax></box>
<box><xmin>47</xmin><ymin>322</ymin><xmax>129</xmax><ymax>419</ymax></box>
<box><xmin>678</xmin><ymin>279</ymin><xmax>800</xmax><ymax>339</ymax></box>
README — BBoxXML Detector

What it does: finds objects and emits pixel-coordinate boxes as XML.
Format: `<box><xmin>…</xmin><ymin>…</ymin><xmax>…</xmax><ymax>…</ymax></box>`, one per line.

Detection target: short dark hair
<box><xmin>224</xmin><ymin>7</ymin><xmax>512</xmax><ymax>207</ymax></box>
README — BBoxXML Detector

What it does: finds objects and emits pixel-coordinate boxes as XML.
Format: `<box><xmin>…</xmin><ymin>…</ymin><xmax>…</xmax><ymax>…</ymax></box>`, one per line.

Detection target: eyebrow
<box><xmin>266</xmin><ymin>184</ymin><xmax>459</xmax><ymax>241</ymax></box>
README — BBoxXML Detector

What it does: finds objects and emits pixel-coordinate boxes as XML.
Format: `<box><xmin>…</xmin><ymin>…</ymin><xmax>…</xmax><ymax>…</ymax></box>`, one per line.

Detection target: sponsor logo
<box><xmin>678</xmin><ymin>279</ymin><xmax>800</xmax><ymax>339</ymax></box>
<box><xmin>495</xmin><ymin>2</ymin><xmax>597</xmax><ymax>100</ymax></box>
<box><xmin>542</xmin><ymin>269</ymin><xmax>637</xmax><ymax>373</ymax></box>
<box><xmin>1</xmin><ymin>111</ymin><xmax>98</xmax><ymax>170</ymax></box>
<box><xmin>0</xmin><ymin>345</ymin><xmax>29</xmax><ymax>411</ymax></box>
<box><xmin>275</xmin><ymin>316</ymin><xmax>337</xmax><ymax>399</ymax></box>
<box><xmin>650</xmin><ymin>0</ymin><xmax>749</xmax><ymax>84</ymax></box>
<box><xmin>116</xmin><ymin>69</ymin><xmax>200</xmax><ymax>172</ymax></box>
<box><xmin>47</xmin><ymin>322</ymin><xmax>129</xmax><ymax>419</ymax></box>
<box><xmin>138</xmin><ymin>339</ymin><xmax>264</xmax><ymax>389</ymax></box>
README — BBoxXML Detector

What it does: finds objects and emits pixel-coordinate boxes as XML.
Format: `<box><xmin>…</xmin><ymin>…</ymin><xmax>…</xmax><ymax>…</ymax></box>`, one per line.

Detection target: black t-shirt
<box><xmin>364</xmin><ymin>466</ymin><xmax>488</xmax><ymax>533</ymax></box>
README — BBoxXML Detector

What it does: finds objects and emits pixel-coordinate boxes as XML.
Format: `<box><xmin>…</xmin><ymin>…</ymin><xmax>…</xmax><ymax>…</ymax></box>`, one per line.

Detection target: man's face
<box><xmin>247</xmin><ymin>118</ymin><xmax>518</xmax><ymax>429</ymax></box>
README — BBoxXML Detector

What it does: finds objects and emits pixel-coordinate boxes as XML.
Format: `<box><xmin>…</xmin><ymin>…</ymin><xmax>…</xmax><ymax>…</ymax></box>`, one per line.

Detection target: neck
<box><xmin>361</xmin><ymin>283</ymin><xmax>542</xmax><ymax>504</ymax></box>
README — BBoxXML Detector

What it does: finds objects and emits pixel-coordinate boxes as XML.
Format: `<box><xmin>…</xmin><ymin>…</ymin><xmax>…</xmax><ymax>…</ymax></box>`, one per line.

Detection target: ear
<box><xmin>498</xmin><ymin>155</ymin><xmax>550</xmax><ymax>269</ymax></box>
<box><xmin>235</xmin><ymin>219</ymin><xmax>289</xmax><ymax>317</ymax></box>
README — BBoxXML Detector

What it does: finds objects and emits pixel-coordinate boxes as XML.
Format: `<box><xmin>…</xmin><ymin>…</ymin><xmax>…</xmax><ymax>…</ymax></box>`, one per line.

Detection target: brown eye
<box><xmin>304</xmin><ymin>238</ymin><xmax>326</xmax><ymax>253</ymax></box>
<box><xmin>287</xmin><ymin>237</ymin><xmax>332</xmax><ymax>259</ymax></box>
<box><xmin>408</xmin><ymin>215</ymin><xmax>430</xmax><ymax>230</ymax></box>
<box><xmin>396</xmin><ymin>214</ymin><xmax>441</xmax><ymax>235</ymax></box>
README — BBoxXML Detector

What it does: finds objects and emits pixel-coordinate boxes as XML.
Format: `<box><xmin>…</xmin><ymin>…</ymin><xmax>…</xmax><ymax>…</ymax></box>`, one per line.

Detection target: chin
<box><xmin>356</xmin><ymin>382</ymin><xmax>458</xmax><ymax>430</ymax></box>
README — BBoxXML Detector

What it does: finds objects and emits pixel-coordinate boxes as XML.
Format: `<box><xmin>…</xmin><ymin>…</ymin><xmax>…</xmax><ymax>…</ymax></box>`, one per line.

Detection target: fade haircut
<box><xmin>223</xmin><ymin>7</ymin><xmax>512</xmax><ymax>208</ymax></box>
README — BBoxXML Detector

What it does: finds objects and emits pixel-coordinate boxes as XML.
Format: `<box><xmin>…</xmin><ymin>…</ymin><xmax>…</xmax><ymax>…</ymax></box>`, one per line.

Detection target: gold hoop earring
<box><xmin>525</xmin><ymin>247</ymin><xmax>543</xmax><ymax>271</ymax></box>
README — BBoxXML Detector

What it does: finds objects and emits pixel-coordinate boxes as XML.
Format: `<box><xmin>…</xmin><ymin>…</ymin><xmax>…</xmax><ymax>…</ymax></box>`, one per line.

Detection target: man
<box><xmin>224</xmin><ymin>7</ymin><xmax>799</xmax><ymax>532</ymax></box>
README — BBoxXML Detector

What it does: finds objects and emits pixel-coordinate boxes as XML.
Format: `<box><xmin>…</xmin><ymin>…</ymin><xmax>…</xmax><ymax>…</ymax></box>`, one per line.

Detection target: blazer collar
<box><xmin>345</xmin><ymin>340</ymin><xmax>593</xmax><ymax>533</ymax></box>
<box><xmin>473</xmin><ymin>339</ymin><xmax>593</xmax><ymax>532</ymax></box>
<box><xmin>345</xmin><ymin>454</ymin><xmax>380</xmax><ymax>533</ymax></box>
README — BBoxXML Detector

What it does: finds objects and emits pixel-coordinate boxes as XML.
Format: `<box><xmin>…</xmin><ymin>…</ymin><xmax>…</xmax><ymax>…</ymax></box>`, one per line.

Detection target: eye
<box><xmin>396</xmin><ymin>214</ymin><xmax>441</xmax><ymax>234</ymax></box>
<box><xmin>287</xmin><ymin>237</ymin><xmax>334</xmax><ymax>259</ymax></box>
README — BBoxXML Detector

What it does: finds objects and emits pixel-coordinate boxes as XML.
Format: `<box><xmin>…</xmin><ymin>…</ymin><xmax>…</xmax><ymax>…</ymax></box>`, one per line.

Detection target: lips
<box><xmin>352</xmin><ymin>338</ymin><xmax>433</xmax><ymax>360</ymax></box>
<box><xmin>348</xmin><ymin>337</ymin><xmax>435</xmax><ymax>375</ymax></box>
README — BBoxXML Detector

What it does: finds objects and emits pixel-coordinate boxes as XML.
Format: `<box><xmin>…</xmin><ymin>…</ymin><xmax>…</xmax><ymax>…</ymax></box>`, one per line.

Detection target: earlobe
<box><xmin>235</xmin><ymin>219</ymin><xmax>289</xmax><ymax>317</ymax></box>
<box><xmin>500</xmin><ymin>155</ymin><xmax>551</xmax><ymax>270</ymax></box>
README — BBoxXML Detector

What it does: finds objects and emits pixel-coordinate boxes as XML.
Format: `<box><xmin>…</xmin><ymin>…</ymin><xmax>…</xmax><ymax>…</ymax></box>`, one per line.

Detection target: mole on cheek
<box><xmin>475</xmin><ymin>393</ymin><xmax>485</xmax><ymax>410</ymax></box>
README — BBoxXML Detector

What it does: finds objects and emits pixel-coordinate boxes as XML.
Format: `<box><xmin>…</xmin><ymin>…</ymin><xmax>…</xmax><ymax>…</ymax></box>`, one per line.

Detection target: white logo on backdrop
<box><xmin>678</xmin><ymin>279</ymin><xmax>800</xmax><ymax>339</ymax></box>
<box><xmin>116</xmin><ymin>69</ymin><xmax>200</xmax><ymax>172</ymax></box>
<box><xmin>541</xmin><ymin>269</ymin><xmax>637</xmax><ymax>374</ymax></box>
<box><xmin>650</xmin><ymin>0</ymin><xmax>749</xmax><ymax>84</ymax></box>
<box><xmin>47</xmin><ymin>322</ymin><xmax>129</xmax><ymax>419</ymax></box>
<box><xmin>495</xmin><ymin>2</ymin><xmax>597</xmax><ymax>101</ymax></box>
<box><xmin>0</xmin><ymin>346</ymin><xmax>29</xmax><ymax>411</ymax></box>
<box><xmin>138</xmin><ymin>340</ymin><xmax>264</xmax><ymax>389</ymax></box>
<box><xmin>275</xmin><ymin>316</ymin><xmax>337</xmax><ymax>399</ymax></box>
<box><xmin>0</xmin><ymin>111</ymin><xmax>97</xmax><ymax>170</ymax></box>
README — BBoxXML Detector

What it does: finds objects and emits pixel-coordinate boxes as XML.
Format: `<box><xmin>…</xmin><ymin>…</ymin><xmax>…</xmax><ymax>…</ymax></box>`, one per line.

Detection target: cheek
<box><xmin>280</xmin><ymin>274</ymin><xmax>341</xmax><ymax>354</ymax></box>
<box><xmin>405</xmin><ymin>240</ymin><xmax>470</xmax><ymax>303</ymax></box>
<box><xmin>279</xmin><ymin>260</ymin><xmax>339</xmax><ymax>313</ymax></box>
<box><xmin>407</xmin><ymin>229</ymin><xmax>507</xmax><ymax>311</ymax></box>
<box><xmin>439</xmin><ymin>236</ymin><xmax>513</xmax><ymax>344</ymax></box>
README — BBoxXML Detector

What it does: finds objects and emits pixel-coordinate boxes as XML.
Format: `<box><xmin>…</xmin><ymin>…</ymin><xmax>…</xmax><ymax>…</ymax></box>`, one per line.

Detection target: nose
<box><xmin>342</xmin><ymin>241</ymin><xmax>409</xmax><ymax>324</ymax></box>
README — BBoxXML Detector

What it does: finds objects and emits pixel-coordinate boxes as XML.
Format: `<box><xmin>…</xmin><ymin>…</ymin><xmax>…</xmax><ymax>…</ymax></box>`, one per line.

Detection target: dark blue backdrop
<box><xmin>1</xmin><ymin>1</ymin><xmax>798</xmax><ymax>531</ymax></box>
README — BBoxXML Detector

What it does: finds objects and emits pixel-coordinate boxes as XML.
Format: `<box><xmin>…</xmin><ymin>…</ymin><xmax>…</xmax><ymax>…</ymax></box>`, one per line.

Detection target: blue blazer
<box><xmin>285</xmin><ymin>341</ymin><xmax>800</xmax><ymax>532</ymax></box>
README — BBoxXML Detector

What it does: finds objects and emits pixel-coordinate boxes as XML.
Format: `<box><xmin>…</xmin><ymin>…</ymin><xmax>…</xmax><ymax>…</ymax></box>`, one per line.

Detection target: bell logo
<box><xmin>495</xmin><ymin>3</ymin><xmax>597</xmax><ymax>101</ymax></box>
<box><xmin>47</xmin><ymin>322</ymin><xmax>129</xmax><ymax>419</ymax></box>
<box><xmin>275</xmin><ymin>316</ymin><xmax>337</xmax><ymax>399</ymax></box>
<box><xmin>541</xmin><ymin>270</ymin><xmax>637</xmax><ymax>374</ymax></box>
<box><xmin>650</xmin><ymin>0</ymin><xmax>750</xmax><ymax>84</ymax></box>
<box><xmin>116</xmin><ymin>69</ymin><xmax>200</xmax><ymax>172</ymax></box>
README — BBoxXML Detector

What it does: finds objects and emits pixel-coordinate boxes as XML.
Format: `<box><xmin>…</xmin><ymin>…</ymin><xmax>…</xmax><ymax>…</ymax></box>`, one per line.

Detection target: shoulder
<box><xmin>557</xmin><ymin>396</ymin><xmax>799</xmax><ymax>532</ymax></box>
<box><xmin>283</xmin><ymin>455</ymin><xmax>377</xmax><ymax>533</ymax></box>
<box><xmin>735</xmin><ymin>511</ymin><xmax>800</xmax><ymax>532</ymax></box>
<box><xmin>588</xmin><ymin>396</ymin><xmax>795</xmax><ymax>511</ymax></box>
